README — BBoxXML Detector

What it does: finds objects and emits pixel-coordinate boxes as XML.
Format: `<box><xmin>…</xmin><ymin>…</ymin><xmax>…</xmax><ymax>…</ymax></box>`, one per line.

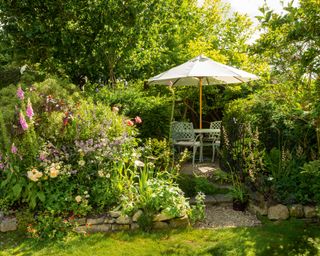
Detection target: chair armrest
<box><xmin>194</xmin><ymin>134</ymin><xmax>202</xmax><ymax>141</ymax></box>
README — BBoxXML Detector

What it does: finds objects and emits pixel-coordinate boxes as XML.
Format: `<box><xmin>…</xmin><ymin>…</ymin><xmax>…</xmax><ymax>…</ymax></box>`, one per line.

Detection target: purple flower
<box><xmin>0</xmin><ymin>163</ymin><xmax>4</xmax><ymax>170</ymax></box>
<box><xmin>19</xmin><ymin>111</ymin><xmax>28</xmax><ymax>131</ymax></box>
<box><xmin>11</xmin><ymin>143</ymin><xmax>17</xmax><ymax>154</ymax></box>
<box><xmin>26</xmin><ymin>98</ymin><xmax>34</xmax><ymax>119</ymax></box>
<box><xmin>17</xmin><ymin>86</ymin><xmax>24</xmax><ymax>100</ymax></box>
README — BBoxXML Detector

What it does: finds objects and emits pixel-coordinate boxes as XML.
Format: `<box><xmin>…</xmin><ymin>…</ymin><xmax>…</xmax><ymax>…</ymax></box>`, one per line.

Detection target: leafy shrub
<box><xmin>177</xmin><ymin>174</ymin><xmax>220</xmax><ymax>197</ymax></box>
<box><xmin>0</xmin><ymin>77</ymin><xmax>137</xmax><ymax>214</ymax></box>
<box><xmin>89</xmin><ymin>83</ymin><xmax>172</xmax><ymax>139</ymax></box>
<box><xmin>27</xmin><ymin>213</ymin><xmax>73</xmax><ymax>239</ymax></box>
<box><xmin>189</xmin><ymin>192</ymin><xmax>205</xmax><ymax>224</ymax></box>
<box><xmin>299</xmin><ymin>160</ymin><xmax>320</xmax><ymax>203</ymax></box>
<box><xmin>0</xmin><ymin>77</ymin><xmax>198</xmax><ymax>238</ymax></box>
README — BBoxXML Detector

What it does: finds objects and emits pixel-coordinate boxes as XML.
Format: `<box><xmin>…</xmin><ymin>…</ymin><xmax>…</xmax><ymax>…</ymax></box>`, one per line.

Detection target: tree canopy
<box><xmin>0</xmin><ymin>0</ymin><xmax>261</xmax><ymax>85</ymax></box>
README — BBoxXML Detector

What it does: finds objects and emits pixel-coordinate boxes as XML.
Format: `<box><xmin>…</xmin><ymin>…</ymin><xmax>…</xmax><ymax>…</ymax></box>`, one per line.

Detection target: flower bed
<box><xmin>0</xmin><ymin>78</ymin><xmax>204</xmax><ymax>238</ymax></box>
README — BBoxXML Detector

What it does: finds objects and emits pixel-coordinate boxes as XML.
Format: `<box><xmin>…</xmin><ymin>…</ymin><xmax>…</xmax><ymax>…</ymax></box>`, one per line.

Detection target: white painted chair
<box><xmin>202</xmin><ymin>121</ymin><xmax>222</xmax><ymax>162</ymax></box>
<box><xmin>171</xmin><ymin>122</ymin><xmax>201</xmax><ymax>166</ymax></box>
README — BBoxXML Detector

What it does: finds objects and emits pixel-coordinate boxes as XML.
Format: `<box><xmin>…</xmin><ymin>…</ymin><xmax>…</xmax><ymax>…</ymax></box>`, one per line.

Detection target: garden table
<box><xmin>194</xmin><ymin>128</ymin><xmax>220</xmax><ymax>162</ymax></box>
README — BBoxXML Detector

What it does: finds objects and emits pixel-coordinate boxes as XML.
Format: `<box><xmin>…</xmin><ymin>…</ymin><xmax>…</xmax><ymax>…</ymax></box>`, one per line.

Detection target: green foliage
<box><xmin>136</xmin><ymin>211</ymin><xmax>154</xmax><ymax>232</ymax></box>
<box><xmin>0</xmin><ymin>77</ymin><xmax>137</xmax><ymax>214</ymax></box>
<box><xmin>0</xmin><ymin>0</ymin><xmax>266</xmax><ymax>89</ymax></box>
<box><xmin>189</xmin><ymin>192</ymin><xmax>205</xmax><ymax>224</ymax></box>
<box><xmin>91</xmin><ymin>83</ymin><xmax>172</xmax><ymax>139</ymax></box>
<box><xmin>177</xmin><ymin>174</ymin><xmax>222</xmax><ymax>197</ymax></box>
<box><xmin>119</xmin><ymin>167</ymin><xmax>190</xmax><ymax>220</ymax></box>
<box><xmin>274</xmin><ymin>160</ymin><xmax>320</xmax><ymax>205</ymax></box>
<box><xmin>0</xmin><ymin>76</ymin><xmax>196</xmax><ymax>237</ymax></box>
<box><xmin>254</xmin><ymin>0</ymin><xmax>320</xmax><ymax>82</ymax></box>
<box><xmin>27</xmin><ymin>213</ymin><xmax>73</xmax><ymax>239</ymax></box>
<box><xmin>229</xmin><ymin>173</ymin><xmax>248</xmax><ymax>204</ymax></box>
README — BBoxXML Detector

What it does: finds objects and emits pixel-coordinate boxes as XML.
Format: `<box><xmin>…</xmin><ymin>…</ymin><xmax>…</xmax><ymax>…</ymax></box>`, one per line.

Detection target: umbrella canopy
<box><xmin>148</xmin><ymin>55</ymin><xmax>259</xmax><ymax>128</ymax></box>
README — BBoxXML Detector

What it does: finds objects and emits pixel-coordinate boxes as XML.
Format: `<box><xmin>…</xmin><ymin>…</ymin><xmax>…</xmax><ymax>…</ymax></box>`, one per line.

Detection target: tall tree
<box><xmin>253</xmin><ymin>0</ymin><xmax>320</xmax><ymax>84</ymax></box>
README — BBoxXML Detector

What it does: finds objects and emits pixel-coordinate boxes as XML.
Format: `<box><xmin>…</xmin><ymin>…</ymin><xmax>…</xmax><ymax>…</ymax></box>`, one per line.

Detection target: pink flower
<box><xmin>0</xmin><ymin>163</ymin><xmax>4</xmax><ymax>170</ymax></box>
<box><xmin>135</xmin><ymin>116</ymin><xmax>142</xmax><ymax>124</ymax></box>
<box><xmin>26</xmin><ymin>98</ymin><xmax>34</xmax><ymax>119</ymax></box>
<box><xmin>11</xmin><ymin>143</ymin><xmax>17</xmax><ymax>154</ymax></box>
<box><xmin>126</xmin><ymin>120</ymin><xmax>134</xmax><ymax>126</ymax></box>
<box><xmin>17</xmin><ymin>86</ymin><xmax>24</xmax><ymax>100</ymax></box>
<box><xmin>19</xmin><ymin>111</ymin><xmax>28</xmax><ymax>131</ymax></box>
<box><xmin>39</xmin><ymin>153</ymin><xmax>46</xmax><ymax>161</ymax></box>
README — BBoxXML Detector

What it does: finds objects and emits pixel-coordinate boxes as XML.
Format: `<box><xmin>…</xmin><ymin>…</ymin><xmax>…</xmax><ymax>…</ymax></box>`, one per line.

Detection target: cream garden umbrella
<box><xmin>148</xmin><ymin>55</ymin><xmax>259</xmax><ymax>128</ymax></box>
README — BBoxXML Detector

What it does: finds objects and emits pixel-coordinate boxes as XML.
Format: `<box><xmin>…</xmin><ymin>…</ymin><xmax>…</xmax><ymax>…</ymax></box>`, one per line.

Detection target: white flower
<box><xmin>78</xmin><ymin>160</ymin><xmax>86</xmax><ymax>166</ymax></box>
<box><xmin>105</xmin><ymin>173</ymin><xmax>111</xmax><ymax>178</ymax></box>
<box><xmin>134</xmin><ymin>160</ymin><xmax>145</xmax><ymax>168</ymax></box>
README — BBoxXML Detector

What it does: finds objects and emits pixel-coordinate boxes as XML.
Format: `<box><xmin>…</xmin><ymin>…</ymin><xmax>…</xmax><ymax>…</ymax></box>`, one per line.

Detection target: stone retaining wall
<box><xmin>248</xmin><ymin>192</ymin><xmax>319</xmax><ymax>221</ymax></box>
<box><xmin>0</xmin><ymin>210</ymin><xmax>189</xmax><ymax>233</ymax></box>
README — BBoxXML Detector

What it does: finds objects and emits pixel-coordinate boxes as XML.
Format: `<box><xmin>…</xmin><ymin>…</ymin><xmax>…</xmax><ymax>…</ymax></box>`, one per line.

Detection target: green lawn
<box><xmin>1</xmin><ymin>219</ymin><xmax>320</xmax><ymax>256</ymax></box>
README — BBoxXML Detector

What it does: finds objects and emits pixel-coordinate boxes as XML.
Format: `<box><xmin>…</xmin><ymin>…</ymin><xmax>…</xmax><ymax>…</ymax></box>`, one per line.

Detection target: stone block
<box><xmin>74</xmin><ymin>226</ymin><xmax>89</xmax><ymax>234</ymax></box>
<box><xmin>268</xmin><ymin>204</ymin><xmax>289</xmax><ymax>220</ymax></box>
<box><xmin>153</xmin><ymin>221</ymin><xmax>169</xmax><ymax>230</ymax></box>
<box><xmin>132</xmin><ymin>210</ymin><xmax>143</xmax><ymax>222</ymax></box>
<box><xmin>112</xmin><ymin>224</ymin><xmax>130</xmax><ymax>231</ymax></box>
<box><xmin>153</xmin><ymin>212</ymin><xmax>174</xmax><ymax>222</ymax></box>
<box><xmin>131</xmin><ymin>223</ymin><xmax>140</xmax><ymax>230</ymax></box>
<box><xmin>304</xmin><ymin>206</ymin><xmax>317</xmax><ymax>218</ymax></box>
<box><xmin>104</xmin><ymin>218</ymin><xmax>116</xmax><ymax>224</ymax></box>
<box><xmin>289</xmin><ymin>204</ymin><xmax>304</xmax><ymax>218</ymax></box>
<box><xmin>91</xmin><ymin>224</ymin><xmax>112</xmax><ymax>232</ymax></box>
<box><xmin>87</xmin><ymin>217</ymin><xmax>105</xmax><ymax>225</ymax></box>
<box><xmin>169</xmin><ymin>215</ymin><xmax>189</xmax><ymax>228</ymax></box>
<box><xmin>0</xmin><ymin>217</ymin><xmax>17</xmax><ymax>232</ymax></box>
<box><xmin>116</xmin><ymin>215</ymin><xmax>131</xmax><ymax>225</ymax></box>
<box><xmin>248</xmin><ymin>201</ymin><xmax>268</xmax><ymax>216</ymax></box>
<box><xmin>74</xmin><ymin>218</ymin><xmax>86</xmax><ymax>226</ymax></box>
<box><xmin>214</xmin><ymin>194</ymin><xmax>233</xmax><ymax>204</ymax></box>
<box><xmin>109</xmin><ymin>211</ymin><xmax>121</xmax><ymax>218</ymax></box>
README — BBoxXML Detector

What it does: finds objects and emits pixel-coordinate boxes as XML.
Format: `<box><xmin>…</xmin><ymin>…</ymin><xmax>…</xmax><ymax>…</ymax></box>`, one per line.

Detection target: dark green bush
<box><xmin>89</xmin><ymin>83</ymin><xmax>172</xmax><ymax>139</ymax></box>
<box><xmin>177</xmin><ymin>174</ymin><xmax>220</xmax><ymax>197</ymax></box>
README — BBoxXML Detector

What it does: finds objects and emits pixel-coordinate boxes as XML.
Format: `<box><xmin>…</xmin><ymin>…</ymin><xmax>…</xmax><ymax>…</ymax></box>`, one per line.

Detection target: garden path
<box><xmin>181</xmin><ymin>162</ymin><xmax>261</xmax><ymax>229</ymax></box>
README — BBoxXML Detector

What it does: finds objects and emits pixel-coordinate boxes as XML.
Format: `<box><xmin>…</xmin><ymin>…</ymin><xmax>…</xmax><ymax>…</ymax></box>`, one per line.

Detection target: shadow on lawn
<box><xmin>1</xmin><ymin>221</ymin><xmax>320</xmax><ymax>256</ymax></box>
<box><xmin>0</xmin><ymin>228</ymin><xmax>189</xmax><ymax>256</ymax></box>
<box><xmin>199</xmin><ymin>220</ymin><xmax>320</xmax><ymax>256</ymax></box>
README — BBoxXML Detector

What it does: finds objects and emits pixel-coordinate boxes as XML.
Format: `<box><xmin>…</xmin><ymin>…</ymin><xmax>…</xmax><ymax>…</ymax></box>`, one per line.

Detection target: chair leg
<box><xmin>200</xmin><ymin>144</ymin><xmax>203</xmax><ymax>162</ymax></box>
<box><xmin>192</xmin><ymin>145</ymin><xmax>197</xmax><ymax>166</ymax></box>
<box><xmin>212</xmin><ymin>145</ymin><xmax>215</xmax><ymax>163</ymax></box>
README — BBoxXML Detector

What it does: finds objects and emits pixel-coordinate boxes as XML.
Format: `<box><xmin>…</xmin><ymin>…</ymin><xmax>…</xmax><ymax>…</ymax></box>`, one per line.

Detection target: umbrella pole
<box><xmin>199</xmin><ymin>77</ymin><xmax>203</xmax><ymax>129</ymax></box>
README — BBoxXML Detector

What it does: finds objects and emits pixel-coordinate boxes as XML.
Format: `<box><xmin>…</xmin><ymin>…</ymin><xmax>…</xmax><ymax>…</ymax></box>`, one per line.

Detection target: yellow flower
<box><xmin>98</xmin><ymin>170</ymin><xmax>104</xmax><ymax>177</ymax></box>
<box><xmin>35</xmin><ymin>171</ymin><xmax>43</xmax><ymax>179</ymax></box>
<box><xmin>49</xmin><ymin>167</ymin><xmax>59</xmax><ymax>178</ymax></box>
<box><xmin>75</xmin><ymin>195</ymin><xmax>82</xmax><ymax>203</ymax></box>
<box><xmin>27</xmin><ymin>169</ymin><xmax>42</xmax><ymax>182</ymax></box>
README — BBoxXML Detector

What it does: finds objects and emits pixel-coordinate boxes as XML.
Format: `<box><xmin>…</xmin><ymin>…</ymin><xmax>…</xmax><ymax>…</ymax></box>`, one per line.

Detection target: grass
<box><xmin>0</xmin><ymin>219</ymin><xmax>320</xmax><ymax>255</ymax></box>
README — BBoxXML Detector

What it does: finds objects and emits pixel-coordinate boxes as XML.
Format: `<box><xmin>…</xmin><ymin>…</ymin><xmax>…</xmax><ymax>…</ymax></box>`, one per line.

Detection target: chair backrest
<box><xmin>171</xmin><ymin>122</ymin><xmax>195</xmax><ymax>141</ymax></box>
<box><xmin>209</xmin><ymin>121</ymin><xmax>222</xmax><ymax>140</ymax></box>
<box><xmin>210</xmin><ymin>121</ymin><xmax>222</xmax><ymax>130</ymax></box>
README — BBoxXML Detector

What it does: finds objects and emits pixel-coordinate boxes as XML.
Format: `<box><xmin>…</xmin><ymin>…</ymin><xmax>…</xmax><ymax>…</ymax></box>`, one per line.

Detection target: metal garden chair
<box><xmin>171</xmin><ymin>121</ymin><xmax>201</xmax><ymax>166</ymax></box>
<box><xmin>201</xmin><ymin>121</ymin><xmax>222</xmax><ymax>162</ymax></box>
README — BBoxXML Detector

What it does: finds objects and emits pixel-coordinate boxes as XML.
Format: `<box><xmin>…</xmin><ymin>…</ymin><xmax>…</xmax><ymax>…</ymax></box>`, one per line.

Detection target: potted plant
<box><xmin>230</xmin><ymin>174</ymin><xmax>248</xmax><ymax>211</ymax></box>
